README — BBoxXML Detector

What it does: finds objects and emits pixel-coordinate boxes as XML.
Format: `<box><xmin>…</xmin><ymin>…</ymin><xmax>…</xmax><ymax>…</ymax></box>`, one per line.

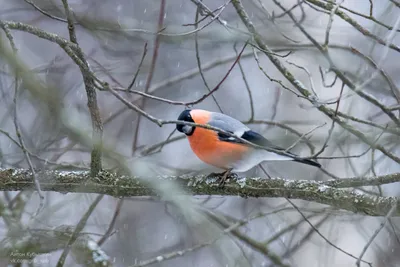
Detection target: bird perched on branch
<box><xmin>176</xmin><ymin>109</ymin><xmax>321</xmax><ymax>184</ymax></box>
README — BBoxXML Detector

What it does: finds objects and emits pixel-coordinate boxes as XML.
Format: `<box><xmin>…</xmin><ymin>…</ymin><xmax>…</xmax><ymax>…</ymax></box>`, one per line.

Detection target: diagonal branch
<box><xmin>56</xmin><ymin>195</ymin><xmax>104</xmax><ymax>267</ymax></box>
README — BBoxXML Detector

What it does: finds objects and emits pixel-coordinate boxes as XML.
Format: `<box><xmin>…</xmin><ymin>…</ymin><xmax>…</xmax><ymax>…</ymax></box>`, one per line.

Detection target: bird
<box><xmin>176</xmin><ymin>109</ymin><xmax>321</xmax><ymax>184</ymax></box>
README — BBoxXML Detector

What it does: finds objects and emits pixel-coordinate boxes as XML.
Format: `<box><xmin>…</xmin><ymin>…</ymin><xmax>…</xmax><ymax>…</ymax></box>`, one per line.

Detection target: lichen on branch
<box><xmin>0</xmin><ymin>168</ymin><xmax>399</xmax><ymax>217</ymax></box>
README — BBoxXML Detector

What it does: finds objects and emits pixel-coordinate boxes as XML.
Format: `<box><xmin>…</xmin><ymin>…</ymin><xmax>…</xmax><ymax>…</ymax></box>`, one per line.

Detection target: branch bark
<box><xmin>61</xmin><ymin>0</ymin><xmax>103</xmax><ymax>177</ymax></box>
<box><xmin>0</xmin><ymin>169</ymin><xmax>399</xmax><ymax>217</ymax></box>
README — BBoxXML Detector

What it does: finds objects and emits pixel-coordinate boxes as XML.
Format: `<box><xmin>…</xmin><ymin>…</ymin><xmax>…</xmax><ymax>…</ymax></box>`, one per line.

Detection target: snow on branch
<box><xmin>0</xmin><ymin>169</ymin><xmax>399</xmax><ymax>217</ymax></box>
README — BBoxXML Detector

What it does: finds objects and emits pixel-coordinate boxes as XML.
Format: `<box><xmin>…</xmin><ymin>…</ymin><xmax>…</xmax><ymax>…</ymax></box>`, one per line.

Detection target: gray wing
<box><xmin>208</xmin><ymin>112</ymin><xmax>287</xmax><ymax>150</ymax></box>
<box><xmin>208</xmin><ymin>112</ymin><xmax>250</xmax><ymax>142</ymax></box>
<box><xmin>209</xmin><ymin>112</ymin><xmax>280</xmax><ymax>147</ymax></box>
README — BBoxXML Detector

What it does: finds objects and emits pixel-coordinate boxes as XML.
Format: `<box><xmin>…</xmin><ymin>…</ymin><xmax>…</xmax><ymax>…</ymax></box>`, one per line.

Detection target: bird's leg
<box><xmin>219</xmin><ymin>169</ymin><xmax>239</xmax><ymax>187</ymax></box>
<box><xmin>218</xmin><ymin>169</ymin><xmax>231</xmax><ymax>187</ymax></box>
<box><xmin>206</xmin><ymin>169</ymin><xmax>237</xmax><ymax>187</ymax></box>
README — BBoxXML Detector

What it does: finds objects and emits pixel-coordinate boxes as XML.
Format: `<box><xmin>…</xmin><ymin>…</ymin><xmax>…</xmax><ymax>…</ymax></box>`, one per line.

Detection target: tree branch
<box><xmin>61</xmin><ymin>0</ymin><xmax>103</xmax><ymax>177</ymax></box>
<box><xmin>0</xmin><ymin>169</ymin><xmax>399</xmax><ymax>217</ymax></box>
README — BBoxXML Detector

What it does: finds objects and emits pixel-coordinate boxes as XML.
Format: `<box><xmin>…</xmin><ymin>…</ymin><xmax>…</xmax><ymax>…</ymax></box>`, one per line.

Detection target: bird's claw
<box><xmin>206</xmin><ymin>170</ymin><xmax>238</xmax><ymax>188</ymax></box>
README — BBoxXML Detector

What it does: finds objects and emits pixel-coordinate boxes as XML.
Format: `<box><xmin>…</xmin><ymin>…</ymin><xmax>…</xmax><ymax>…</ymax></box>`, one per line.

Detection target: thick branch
<box><xmin>61</xmin><ymin>0</ymin><xmax>103</xmax><ymax>177</ymax></box>
<box><xmin>0</xmin><ymin>169</ymin><xmax>399</xmax><ymax>217</ymax></box>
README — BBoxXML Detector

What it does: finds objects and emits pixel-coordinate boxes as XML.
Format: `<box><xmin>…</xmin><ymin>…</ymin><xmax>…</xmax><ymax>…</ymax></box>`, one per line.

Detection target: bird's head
<box><xmin>176</xmin><ymin>109</ymin><xmax>195</xmax><ymax>136</ymax></box>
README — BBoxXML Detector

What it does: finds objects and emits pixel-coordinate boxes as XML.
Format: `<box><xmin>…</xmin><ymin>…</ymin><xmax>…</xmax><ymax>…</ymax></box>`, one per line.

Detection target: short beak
<box><xmin>182</xmin><ymin>125</ymin><xmax>192</xmax><ymax>134</ymax></box>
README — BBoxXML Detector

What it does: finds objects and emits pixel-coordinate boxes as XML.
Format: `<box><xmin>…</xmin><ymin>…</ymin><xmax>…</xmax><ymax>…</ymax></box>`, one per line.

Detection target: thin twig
<box><xmin>349</xmin><ymin>46</ymin><xmax>400</xmax><ymax>104</ymax></box>
<box><xmin>276</xmin><ymin>215</ymin><xmax>330</xmax><ymax>263</ymax></box>
<box><xmin>185</xmin><ymin>41</ymin><xmax>249</xmax><ymax>106</ymax></box>
<box><xmin>286</xmin><ymin>199</ymin><xmax>372</xmax><ymax>265</ymax></box>
<box><xmin>153</xmin><ymin>0</ymin><xmax>232</xmax><ymax>37</ymax></box>
<box><xmin>132</xmin><ymin>0</ymin><xmax>166</xmax><ymax>154</ymax></box>
<box><xmin>97</xmin><ymin>198</ymin><xmax>124</xmax><ymax>246</ymax></box>
<box><xmin>356</xmin><ymin>203</ymin><xmax>397</xmax><ymax>267</ymax></box>
<box><xmin>284</xmin><ymin>122</ymin><xmax>327</xmax><ymax>152</ymax></box>
<box><xmin>264</xmin><ymin>212</ymin><xmax>327</xmax><ymax>245</ymax></box>
<box><xmin>141</xmin><ymin>128</ymin><xmax>177</xmax><ymax>156</ymax></box>
<box><xmin>140</xmin><ymin>135</ymin><xmax>184</xmax><ymax>156</ymax></box>
<box><xmin>234</xmin><ymin>42</ymin><xmax>254</xmax><ymax>120</ymax></box>
<box><xmin>202</xmin><ymin>209</ymin><xmax>289</xmax><ymax>267</ymax></box>
<box><xmin>194</xmin><ymin>8</ymin><xmax>224</xmax><ymax>113</ymax></box>
<box><xmin>132</xmin><ymin>209</ymin><xmax>279</xmax><ymax>267</ymax></box>
<box><xmin>24</xmin><ymin>0</ymin><xmax>68</xmax><ymax>23</ymax></box>
<box><xmin>310</xmin><ymin>82</ymin><xmax>345</xmax><ymax>158</ymax></box>
<box><xmin>286</xmin><ymin>59</ymin><xmax>317</xmax><ymax>96</ymax></box>
<box><xmin>252</xmin><ymin>47</ymin><xmax>306</xmax><ymax>99</ymax></box>
<box><xmin>56</xmin><ymin>194</ymin><xmax>104</xmax><ymax>267</ymax></box>
<box><xmin>319</xmin><ymin>67</ymin><xmax>338</xmax><ymax>88</ymax></box>
<box><xmin>0</xmin><ymin>22</ymin><xmax>44</xmax><ymax>208</ymax></box>
<box><xmin>127</xmin><ymin>42</ymin><xmax>148</xmax><ymax>90</ymax></box>
<box><xmin>323</xmin><ymin>0</ymin><xmax>343</xmax><ymax>48</ymax></box>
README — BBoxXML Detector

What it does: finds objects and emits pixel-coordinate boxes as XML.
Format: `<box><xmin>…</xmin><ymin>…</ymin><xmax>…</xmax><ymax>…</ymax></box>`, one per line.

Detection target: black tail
<box><xmin>240</xmin><ymin>130</ymin><xmax>322</xmax><ymax>168</ymax></box>
<box><xmin>293</xmin><ymin>158</ymin><xmax>321</xmax><ymax>168</ymax></box>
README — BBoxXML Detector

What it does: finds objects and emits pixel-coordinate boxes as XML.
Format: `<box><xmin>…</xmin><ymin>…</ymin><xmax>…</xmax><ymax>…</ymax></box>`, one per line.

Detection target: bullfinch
<box><xmin>176</xmin><ymin>109</ymin><xmax>320</xmax><ymax>183</ymax></box>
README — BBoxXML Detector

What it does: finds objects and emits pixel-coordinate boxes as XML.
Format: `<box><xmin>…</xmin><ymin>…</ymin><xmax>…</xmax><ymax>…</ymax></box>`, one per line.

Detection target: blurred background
<box><xmin>1</xmin><ymin>0</ymin><xmax>400</xmax><ymax>266</ymax></box>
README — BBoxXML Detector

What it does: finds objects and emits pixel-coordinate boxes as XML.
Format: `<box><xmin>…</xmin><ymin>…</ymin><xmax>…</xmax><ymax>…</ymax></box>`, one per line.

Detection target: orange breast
<box><xmin>187</xmin><ymin>127</ymin><xmax>248</xmax><ymax>170</ymax></box>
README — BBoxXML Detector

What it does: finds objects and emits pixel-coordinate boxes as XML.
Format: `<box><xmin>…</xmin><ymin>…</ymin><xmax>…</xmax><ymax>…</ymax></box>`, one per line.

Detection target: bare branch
<box><xmin>286</xmin><ymin>198</ymin><xmax>371</xmax><ymax>265</ymax></box>
<box><xmin>0</xmin><ymin>21</ymin><xmax>44</xmax><ymax>207</ymax></box>
<box><xmin>132</xmin><ymin>0</ymin><xmax>166</xmax><ymax>153</ymax></box>
<box><xmin>127</xmin><ymin>42</ymin><xmax>148</xmax><ymax>91</ymax></box>
<box><xmin>195</xmin><ymin>8</ymin><xmax>224</xmax><ymax>113</ymax></box>
<box><xmin>56</xmin><ymin>195</ymin><xmax>104</xmax><ymax>267</ymax></box>
<box><xmin>0</xmin><ymin>169</ymin><xmax>399</xmax><ymax>217</ymax></box>
<box><xmin>97</xmin><ymin>198</ymin><xmax>123</xmax><ymax>246</ymax></box>
<box><xmin>61</xmin><ymin>0</ymin><xmax>103</xmax><ymax>176</ymax></box>
<box><xmin>323</xmin><ymin>0</ymin><xmax>344</xmax><ymax>48</ymax></box>
<box><xmin>24</xmin><ymin>0</ymin><xmax>68</xmax><ymax>23</ymax></box>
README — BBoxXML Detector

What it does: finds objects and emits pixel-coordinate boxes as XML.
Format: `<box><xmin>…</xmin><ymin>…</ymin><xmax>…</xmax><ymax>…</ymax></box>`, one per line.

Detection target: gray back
<box><xmin>209</xmin><ymin>112</ymin><xmax>250</xmax><ymax>136</ymax></box>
